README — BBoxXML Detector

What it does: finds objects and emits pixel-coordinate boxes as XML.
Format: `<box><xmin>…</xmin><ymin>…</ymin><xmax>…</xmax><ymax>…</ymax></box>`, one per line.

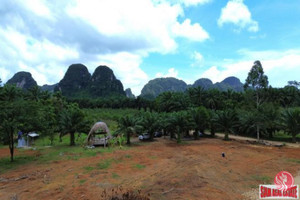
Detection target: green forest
<box><xmin>0</xmin><ymin>61</ymin><xmax>300</xmax><ymax>163</ymax></box>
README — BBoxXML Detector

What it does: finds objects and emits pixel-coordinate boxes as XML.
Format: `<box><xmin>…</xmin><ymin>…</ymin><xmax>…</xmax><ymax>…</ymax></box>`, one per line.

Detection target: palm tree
<box><xmin>281</xmin><ymin>108</ymin><xmax>300</xmax><ymax>143</ymax></box>
<box><xmin>168</xmin><ymin>111</ymin><xmax>190</xmax><ymax>143</ymax></box>
<box><xmin>238</xmin><ymin>109</ymin><xmax>265</xmax><ymax>138</ymax></box>
<box><xmin>59</xmin><ymin>103</ymin><xmax>85</xmax><ymax>146</ymax></box>
<box><xmin>214</xmin><ymin>110</ymin><xmax>239</xmax><ymax>140</ymax></box>
<box><xmin>261</xmin><ymin>103</ymin><xmax>280</xmax><ymax>138</ymax></box>
<box><xmin>205</xmin><ymin>89</ymin><xmax>222</xmax><ymax>110</ymax></box>
<box><xmin>26</xmin><ymin>86</ymin><xmax>42</xmax><ymax>102</ymax></box>
<box><xmin>1</xmin><ymin>84</ymin><xmax>21</xmax><ymax>101</ymax></box>
<box><xmin>208</xmin><ymin>109</ymin><xmax>217</xmax><ymax>137</ymax></box>
<box><xmin>187</xmin><ymin>86</ymin><xmax>205</xmax><ymax>106</ymax></box>
<box><xmin>189</xmin><ymin>107</ymin><xmax>209</xmax><ymax>140</ymax></box>
<box><xmin>140</xmin><ymin>112</ymin><xmax>160</xmax><ymax>141</ymax></box>
<box><xmin>117</xmin><ymin>115</ymin><xmax>139</xmax><ymax>145</ymax></box>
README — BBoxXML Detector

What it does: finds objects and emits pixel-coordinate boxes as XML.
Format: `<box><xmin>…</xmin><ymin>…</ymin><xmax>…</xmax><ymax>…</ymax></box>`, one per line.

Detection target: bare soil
<box><xmin>0</xmin><ymin>138</ymin><xmax>299</xmax><ymax>200</ymax></box>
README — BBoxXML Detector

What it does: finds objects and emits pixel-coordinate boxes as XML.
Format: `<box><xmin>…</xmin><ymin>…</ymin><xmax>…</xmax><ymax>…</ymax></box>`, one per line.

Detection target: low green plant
<box><xmin>97</xmin><ymin>159</ymin><xmax>114</xmax><ymax>169</ymax></box>
<box><xmin>83</xmin><ymin>166</ymin><xmax>94</xmax><ymax>172</ymax></box>
<box><xmin>125</xmin><ymin>154</ymin><xmax>132</xmax><ymax>159</ymax></box>
<box><xmin>287</xmin><ymin>158</ymin><xmax>300</xmax><ymax>164</ymax></box>
<box><xmin>134</xmin><ymin>164</ymin><xmax>146</xmax><ymax>169</ymax></box>
<box><xmin>112</xmin><ymin>172</ymin><xmax>120</xmax><ymax>179</ymax></box>
<box><xmin>252</xmin><ymin>175</ymin><xmax>272</xmax><ymax>184</ymax></box>
<box><xmin>79</xmin><ymin>179</ymin><xmax>86</xmax><ymax>185</ymax></box>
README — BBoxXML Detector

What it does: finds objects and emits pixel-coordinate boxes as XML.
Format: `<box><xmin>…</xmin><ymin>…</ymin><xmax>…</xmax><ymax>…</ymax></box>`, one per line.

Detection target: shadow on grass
<box><xmin>0</xmin><ymin>145</ymin><xmax>129</xmax><ymax>174</ymax></box>
<box><xmin>0</xmin><ymin>155</ymin><xmax>37</xmax><ymax>174</ymax></box>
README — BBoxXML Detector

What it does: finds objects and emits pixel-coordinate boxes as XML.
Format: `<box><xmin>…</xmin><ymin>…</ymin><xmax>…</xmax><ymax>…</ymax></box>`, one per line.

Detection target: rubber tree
<box><xmin>244</xmin><ymin>60</ymin><xmax>269</xmax><ymax>141</ymax></box>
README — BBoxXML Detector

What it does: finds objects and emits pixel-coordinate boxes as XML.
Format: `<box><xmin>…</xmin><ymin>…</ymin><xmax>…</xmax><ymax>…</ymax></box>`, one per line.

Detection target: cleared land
<box><xmin>0</xmin><ymin>137</ymin><xmax>299</xmax><ymax>200</ymax></box>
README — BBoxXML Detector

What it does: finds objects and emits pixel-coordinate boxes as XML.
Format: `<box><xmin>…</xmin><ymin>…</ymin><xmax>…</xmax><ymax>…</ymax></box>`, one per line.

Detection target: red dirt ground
<box><xmin>0</xmin><ymin>138</ymin><xmax>299</xmax><ymax>200</ymax></box>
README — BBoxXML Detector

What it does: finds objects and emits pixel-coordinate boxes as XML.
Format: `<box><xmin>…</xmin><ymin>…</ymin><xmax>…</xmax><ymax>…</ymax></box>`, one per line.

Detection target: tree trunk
<box><xmin>257</xmin><ymin>125</ymin><xmax>260</xmax><ymax>141</ymax></box>
<box><xmin>268</xmin><ymin>129</ymin><xmax>273</xmax><ymax>139</ymax></box>
<box><xmin>9</xmin><ymin>130</ymin><xmax>14</xmax><ymax>162</ymax></box>
<box><xmin>177</xmin><ymin>128</ymin><xmax>181</xmax><ymax>144</ymax></box>
<box><xmin>256</xmin><ymin>91</ymin><xmax>260</xmax><ymax>141</ymax></box>
<box><xmin>210</xmin><ymin>124</ymin><xmax>215</xmax><ymax>137</ymax></box>
<box><xmin>126</xmin><ymin>132</ymin><xmax>131</xmax><ymax>145</ymax></box>
<box><xmin>70</xmin><ymin>132</ymin><xmax>75</xmax><ymax>146</ymax></box>
<box><xmin>59</xmin><ymin>132</ymin><xmax>63</xmax><ymax>142</ymax></box>
<box><xmin>150</xmin><ymin>132</ymin><xmax>154</xmax><ymax>141</ymax></box>
<box><xmin>224</xmin><ymin>131</ymin><xmax>229</xmax><ymax>141</ymax></box>
<box><xmin>292</xmin><ymin>133</ymin><xmax>296</xmax><ymax>143</ymax></box>
<box><xmin>194</xmin><ymin>129</ymin><xmax>199</xmax><ymax>140</ymax></box>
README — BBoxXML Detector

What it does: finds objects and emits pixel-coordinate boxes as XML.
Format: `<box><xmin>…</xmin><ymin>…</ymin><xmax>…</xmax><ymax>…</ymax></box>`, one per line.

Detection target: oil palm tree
<box><xmin>140</xmin><ymin>112</ymin><xmax>160</xmax><ymax>141</ymax></box>
<box><xmin>168</xmin><ymin>111</ymin><xmax>190</xmax><ymax>143</ymax></box>
<box><xmin>214</xmin><ymin>110</ymin><xmax>239</xmax><ymax>140</ymax></box>
<box><xmin>189</xmin><ymin>107</ymin><xmax>209</xmax><ymax>140</ymax></box>
<box><xmin>59</xmin><ymin>103</ymin><xmax>85</xmax><ymax>146</ymax></box>
<box><xmin>281</xmin><ymin>108</ymin><xmax>300</xmax><ymax>143</ymax></box>
<box><xmin>117</xmin><ymin>115</ymin><xmax>140</xmax><ymax>145</ymax></box>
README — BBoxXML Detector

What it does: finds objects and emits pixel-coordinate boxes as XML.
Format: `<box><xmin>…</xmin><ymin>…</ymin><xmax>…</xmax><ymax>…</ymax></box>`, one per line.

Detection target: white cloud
<box><xmin>155</xmin><ymin>68</ymin><xmax>179</xmax><ymax>78</ymax></box>
<box><xmin>200</xmin><ymin>49</ymin><xmax>300</xmax><ymax>86</ymax></box>
<box><xmin>67</xmin><ymin>0</ymin><xmax>183</xmax><ymax>53</ymax></box>
<box><xmin>218</xmin><ymin>0</ymin><xmax>259</xmax><ymax>32</ymax></box>
<box><xmin>0</xmin><ymin>67</ymin><xmax>10</xmax><ymax>82</ymax></box>
<box><xmin>91</xmin><ymin>52</ymin><xmax>148</xmax><ymax>95</ymax></box>
<box><xmin>178</xmin><ymin>0</ymin><xmax>212</xmax><ymax>7</ymax></box>
<box><xmin>172</xmin><ymin>19</ymin><xmax>210</xmax><ymax>42</ymax></box>
<box><xmin>18</xmin><ymin>0</ymin><xmax>53</xmax><ymax>20</ymax></box>
<box><xmin>0</xmin><ymin>0</ymin><xmax>210</xmax><ymax>95</ymax></box>
<box><xmin>191</xmin><ymin>51</ymin><xmax>204</xmax><ymax>67</ymax></box>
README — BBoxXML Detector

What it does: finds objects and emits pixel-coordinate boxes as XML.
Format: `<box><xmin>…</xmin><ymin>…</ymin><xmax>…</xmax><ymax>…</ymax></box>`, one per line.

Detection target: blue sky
<box><xmin>0</xmin><ymin>0</ymin><xmax>300</xmax><ymax>95</ymax></box>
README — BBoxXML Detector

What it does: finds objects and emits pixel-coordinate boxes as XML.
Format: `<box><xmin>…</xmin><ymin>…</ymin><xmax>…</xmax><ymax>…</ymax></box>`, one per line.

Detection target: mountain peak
<box><xmin>6</xmin><ymin>71</ymin><xmax>37</xmax><ymax>90</ymax></box>
<box><xmin>141</xmin><ymin>77</ymin><xmax>187</xmax><ymax>98</ymax></box>
<box><xmin>55</xmin><ymin>64</ymin><xmax>91</xmax><ymax>97</ymax></box>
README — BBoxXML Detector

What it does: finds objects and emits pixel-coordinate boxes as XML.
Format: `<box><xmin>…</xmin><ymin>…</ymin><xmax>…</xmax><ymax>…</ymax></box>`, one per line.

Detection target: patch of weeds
<box><xmin>98</xmin><ymin>148</ymin><xmax>115</xmax><ymax>154</ymax></box>
<box><xmin>252</xmin><ymin>175</ymin><xmax>272</xmax><ymax>184</ymax></box>
<box><xmin>112</xmin><ymin>172</ymin><xmax>120</xmax><ymax>179</ymax></box>
<box><xmin>0</xmin><ymin>155</ymin><xmax>36</xmax><ymax>173</ymax></box>
<box><xmin>59</xmin><ymin>184</ymin><xmax>65</xmax><ymax>192</ymax></box>
<box><xmin>83</xmin><ymin>166</ymin><xmax>94</xmax><ymax>172</ymax></box>
<box><xmin>82</xmin><ymin>150</ymin><xmax>97</xmax><ymax>157</ymax></box>
<box><xmin>134</xmin><ymin>164</ymin><xmax>146</xmax><ymax>169</ymax></box>
<box><xmin>67</xmin><ymin>155</ymin><xmax>80</xmax><ymax>160</ymax></box>
<box><xmin>149</xmin><ymin>156</ymin><xmax>157</xmax><ymax>159</ymax></box>
<box><xmin>79</xmin><ymin>179</ymin><xmax>86</xmax><ymax>185</ymax></box>
<box><xmin>125</xmin><ymin>154</ymin><xmax>132</xmax><ymax>159</ymax></box>
<box><xmin>287</xmin><ymin>158</ymin><xmax>300</xmax><ymax>164</ymax></box>
<box><xmin>97</xmin><ymin>159</ymin><xmax>113</xmax><ymax>170</ymax></box>
<box><xmin>0</xmin><ymin>156</ymin><xmax>37</xmax><ymax>173</ymax></box>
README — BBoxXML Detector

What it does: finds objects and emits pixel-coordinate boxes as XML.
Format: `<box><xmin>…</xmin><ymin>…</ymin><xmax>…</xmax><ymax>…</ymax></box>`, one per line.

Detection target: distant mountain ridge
<box><xmin>141</xmin><ymin>76</ymin><xmax>244</xmax><ymax>97</ymax></box>
<box><xmin>6</xmin><ymin>66</ymin><xmax>244</xmax><ymax>98</ymax></box>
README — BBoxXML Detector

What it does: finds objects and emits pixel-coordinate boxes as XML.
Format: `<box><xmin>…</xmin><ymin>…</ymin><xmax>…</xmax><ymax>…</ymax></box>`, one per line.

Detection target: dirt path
<box><xmin>0</xmin><ymin>138</ymin><xmax>299</xmax><ymax>200</ymax></box>
<box><xmin>215</xmin><ymin>133</ymin><xmax>300</xmax><ymax>148</ymax></box>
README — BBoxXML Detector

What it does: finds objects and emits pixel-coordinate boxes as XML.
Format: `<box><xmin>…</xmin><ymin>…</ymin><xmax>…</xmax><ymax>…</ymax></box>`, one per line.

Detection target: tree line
<box><xmin>117</xmin><ymin>61</ymin><xmax>300</xmax><ymax>144</ymax></box>
<box><xmin>0</xmin><ymin>85</ymin><xmax>90</xmax><ymax>161</ymax></box>
<box><xmin>0</xmin><ymin>61</ymin><xmax>300</xmax><ymax>162</ymax></box>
